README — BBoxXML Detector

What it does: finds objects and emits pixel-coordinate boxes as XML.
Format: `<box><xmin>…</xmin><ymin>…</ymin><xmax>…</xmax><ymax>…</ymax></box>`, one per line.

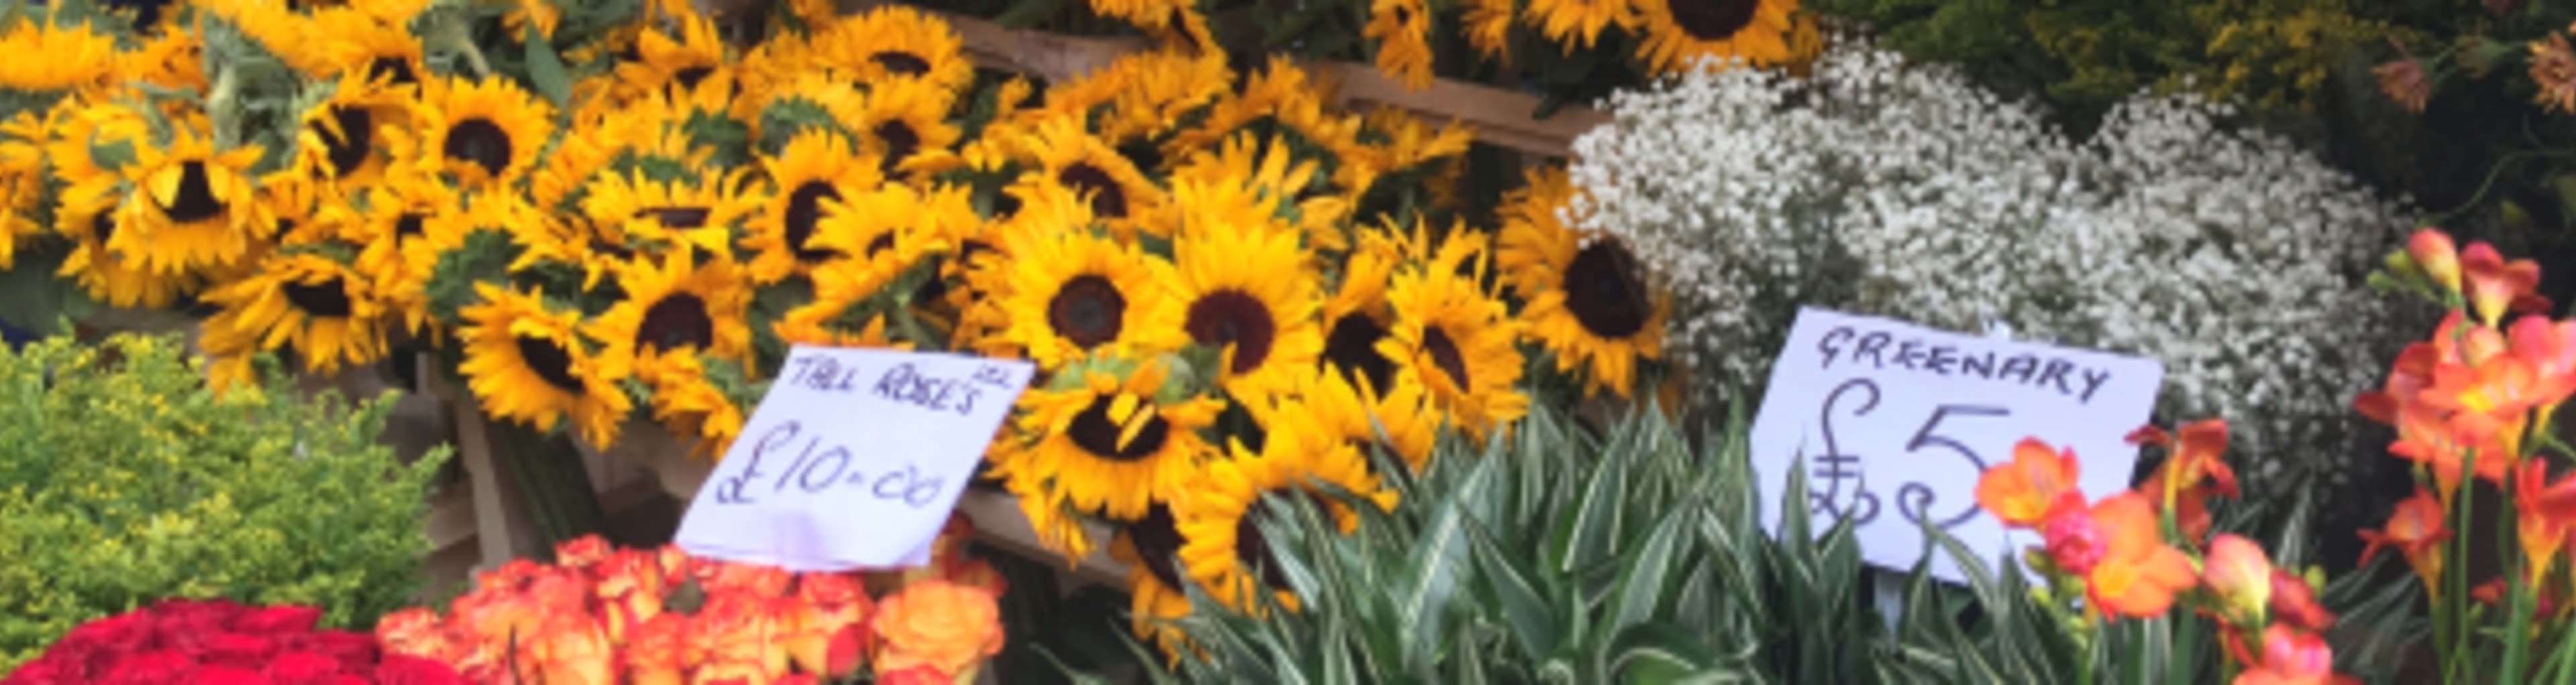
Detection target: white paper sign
<box><xmin>1747</xmin><ymin>307</ymin><xmax>2164</xmax><ymax>583</ymax></box>
<box><xmin>675</xmin><ymin>345</ymin><xmax>1034</xmax><ymax>572</ymax></box>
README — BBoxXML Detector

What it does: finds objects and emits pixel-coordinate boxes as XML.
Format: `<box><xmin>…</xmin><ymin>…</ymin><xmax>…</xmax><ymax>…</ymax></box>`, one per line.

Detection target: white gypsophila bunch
<box><xmin>1570</xmin><ymin>41</ymin><xmax>2410</xmax><ymax>478</ymax></box>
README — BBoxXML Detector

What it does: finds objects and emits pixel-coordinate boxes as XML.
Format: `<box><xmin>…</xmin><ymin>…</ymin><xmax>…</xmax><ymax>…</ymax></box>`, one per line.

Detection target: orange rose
<box><xmin>871</xmin><ymin>580</ymin><xmax>1004</xmax><ymax>678</ymax></box>
<box><xmin>692</xmin><ymin>593</ymin><xmax>792</xmax><ymax>681</ymax></box>
<box><xmin>627</xmin><ymin>614</ymin><xmax>690</xmax><ymax>685</ymax></box>
<box><xmin>596</xmin><ymin>549</ymin><xmax>675</xmax><ymax>642</ymax></box>
<box><xmin>696</xmin><ymin>560</ymin><xmax>795</xmax><ymax>597</ymax></box>
<box><xmin>527</xmin><ymin>613</ymin><xmax>616</xmax><ymax>685</ymax></box>
<box><xmin>556</xmin><ymin>534</ymin><xmax>614</xmax><ymax>572</ymax></box>
<box><xmin>375</xmin><ymin>607</ymin><xmax>465</xmax><ymax>662</ymax></box>
<box><xmin>786</xmin><ymin>574</ymin><xmax>874</xmax><ymax>678</ymax></box>
<box><xmin>877</xmin><ymin>665</ymin><xmax>955</xmax><ymax>685</ymax></box>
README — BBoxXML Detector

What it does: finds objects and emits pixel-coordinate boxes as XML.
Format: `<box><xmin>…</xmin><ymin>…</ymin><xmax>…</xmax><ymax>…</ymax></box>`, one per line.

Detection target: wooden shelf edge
<box><xmin>846</xmin><ymin>1</ymin><xmax>1605</xmax><ymax>158</ymax></box>
<box><xmin>955</xmin><ymin>490</ymin><xmax>1134</xmax><ymax>590</ymax></box>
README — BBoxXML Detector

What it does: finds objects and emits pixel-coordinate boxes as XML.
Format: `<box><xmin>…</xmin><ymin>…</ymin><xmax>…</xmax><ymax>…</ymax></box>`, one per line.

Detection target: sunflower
<box><xmin>1497</xmin><ymin>167</ymin><xmax>1666</xmax><ymax>398</ymax></box>
<box><xmin>1165</xmin><ymin>221</ymin><xmax>1324</xmax><ymax>401</ymax></box>
<box><xmin>1172</xmin><ymin>425</ymin><xmax>1396</xmax><ymax>613</ymax></box>
<box><xmin>1090</xmin><ymin>50</ymin><xmax>1234</xmax><ymax>146</ymax></box>
<box><xmin>588</xmin><ymin>247</ymin><xmax>754</xmax><ymax>376</ymax></box>
<box><xmin>1364</xmin><ymin>0</ymin><xmax>1436</xmax><ymax>91</ymax></box>
<box><xmin>815</xmin><ymin>6</ymin><xmax>975</xmax><ymax>96</ymax></box>
<box><xmin>1020</xmin><ymin>117</ymin><xmax>1168</xmax><ymax>240</ymax></box>
<box><xmin>577</xmin><ymin>167</ymin><xmax>753</xmax><ymax>260</ymax></box>
<box><xmin>121</xmin><ymin>125</ymin><xmax>266</xmax><ymax>275</ymax></box>
<box><xmin>1109</xmin><ymin>505</ymin><xmax>1197</xmax><ymax>661</ymax></box>
<box><xmin>307</xmin><ymin>6</ymin><xmax>429</xmax><ymax>84</ymax></box>
<box><xmin>294</xmin><ymin>72</ymin><xmax>412</xmax><ymax>187</ymax></box>
<box><xmin>1319</xmin><ymin>230</ymin><xmax>1403</xmax><ymax>393</ymax></box>
<box><xmin>746</xmin><ymin>129</ymin><xmax>885</xmax><ymax>284</ymax></box>
<box><xmin>635</xmin><ymin>352</ymin><xmax>750</xmax><ymax>457</ymax></box>
<box><xmin>396</xmin><ymin>76</ymin><xmax>555</xmax><ymax>189</ymax></box>
<box><xmin>1167</xmin><ymin>132</ymin><xmax>1341</xmax><ymax>253</ymax></box>
<box><xmin>611</xmin><ymin>10</ymin><xmax>731</xmax><ymax>103</ymax></box>
<box><xmin>1523</xmin><ymin>0</ymin><xmax>1633</xmax><ymax>50</ymax></box>
<box><xmin>345</xmin><ymin>167</ymin><xmax>462</xmax><ymax>329</ymax></box>
<box><xmin>1377</xmin><ymin>259</ymin><xmax>1526</xmax><ymax>440</ymax></box>
<box><xmin>199</xmin><ymin>253</ymin><xmax>392</xmax><ymax>374</ymax></box>
<box><xmin>849</xmin><ymin>76</ymin><xmax>964</xmax><ymax>182</ymax></box>
<box><xmin>775</xmin><ymin>186</ymin><xmax>959</xmax><ymax>347</ymax></box>
<box><xmin>54</xmin><ymin>189</ymin><xmax>197</xmax><ymax>309</ymax></box>
<box><xmin>117</xmin><ymin>28</ymin><xmax>208</xmax><ymax>93</ymax></box>
<box><xmin>1165</xmin><ymin>58</ymin><xmax>1368</xmax><ymax>182</ymax></box>
<box><xmin>1356</xmin><ymin>106</ymin><xmax>1474</xmax><ymax>181</ymax></box>
<box><xmin>0</xmin><ymin>13</ymin><xmax>117</xmax><ymax>92</ymax></box>
<box><xmin>774</xmin><ymin>307</ymin><xmax>907</xmax><ymax>350</ymax></box>
<box><xmin>1271</xmin><ymin>359</ymin><xmax>1440</xmax><ymax>475</ymax></box>
<box><xmin>995</xmin><ymin>358</ymin><xmax>1225</xmax><ymax>521</ymax></box>
<box><xmin>0</xmin><ymin>114</ymin><xmax>44</xmax><ymax>269</ymax></box>
<box><xmin>992</xmin><ymin>225</ymin><xmax>1187</xmax><ymax>370</ymax></box>
<box><xmin>1461</xmin><ymin>0</ymin><xmax>1517</xmax><ymax>63</ymax></box>
<box><xmin>1087</xmin><ymin>0</ymin><xmax>1216</xmax><ymax>52</ymax></box>
<box><xmin>1632</xmin><ymin>0</ymin><xmax>1799</xmax><ymax>76</ymax></box>
<box><xmin>459</xmin><ymin>282</ymin><xmax>633</xmax><ymax>447</ymax></box>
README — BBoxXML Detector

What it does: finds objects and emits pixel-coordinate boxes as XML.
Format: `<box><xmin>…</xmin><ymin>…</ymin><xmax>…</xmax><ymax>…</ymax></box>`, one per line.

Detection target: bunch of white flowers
<box><xmin>1568</xmin><ymin>42</ymin><xmax>2411</xmax><ymax>486</ymax></box>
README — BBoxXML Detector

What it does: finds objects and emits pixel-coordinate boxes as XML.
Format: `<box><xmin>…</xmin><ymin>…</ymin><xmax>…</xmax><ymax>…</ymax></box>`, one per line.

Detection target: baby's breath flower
<box><xmin>1570</xmin><ymin>41</ymin><xmax>2411</xmax><ymax>494</ymax></box>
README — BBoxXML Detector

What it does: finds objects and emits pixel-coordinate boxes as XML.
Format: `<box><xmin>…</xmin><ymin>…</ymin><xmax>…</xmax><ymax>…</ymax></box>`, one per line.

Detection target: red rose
<box><xmin>260</xmin><ymin>651</ymin><xmax>342</xmax><ymax>684</ymax></box>
<box><xmin>374</xmin><ymin>655</ymin><xmax>470</xmax><ymax>685</ymax></box>
<box><xmin>152</xmin><ymin>600</ymin><xmax>241</xmax><ymax>637</ymax></box>
<box><xmin>203</xmin><ymin>632</ymin><xmax>284</xmax><ymax>666</ymax></box>
<box><xmin>184</xmin><ymin>665</ymin><xmax>274</xmax><ymax>684</ymax></box>
<box><xmin>101</xmin><ymin>651</ymin><xmax>196</xmax><ymax>684</ymax></box>
<box><xmin>292</xmin><ymin>630</ymin><xmax>380</xmax><ymax>671</ymax></box>
<box><xmin>234</xmin><ymin>606</ymin><xmax>324</xmax><ymax>635</ymax></box>
<box><xmin>0</xmin><ymin>655</ymin><xmax>77</xmax><ymax>684</ymax></box>
<box><xmin>55</xmin><ymin>611</ymin><xmax>152</xmax><ymax>650</ymax></box>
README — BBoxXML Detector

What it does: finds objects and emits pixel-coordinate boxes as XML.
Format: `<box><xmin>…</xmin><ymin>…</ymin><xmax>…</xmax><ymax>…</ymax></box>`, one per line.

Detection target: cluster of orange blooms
<box><xmin>2356</xmin><ymin>228</ymin><xmax>2576</xmax><ymax>614</ymax></box>
<box><xmin>1977</xmin><ymin>421</ymin><xmax>2349</xmax><ymax>684</ymax></box>
<box><xmin>373</xmin><ymin>516</ymin><xmax>1004</xmax><ymax>684</ymax></box>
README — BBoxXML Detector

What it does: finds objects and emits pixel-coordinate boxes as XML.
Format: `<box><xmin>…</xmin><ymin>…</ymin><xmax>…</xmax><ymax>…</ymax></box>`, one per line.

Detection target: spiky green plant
<box><xmin>1068</xmin><ymin>403</ymin><xmax>2420</xmax><ymax>684</ymax></box>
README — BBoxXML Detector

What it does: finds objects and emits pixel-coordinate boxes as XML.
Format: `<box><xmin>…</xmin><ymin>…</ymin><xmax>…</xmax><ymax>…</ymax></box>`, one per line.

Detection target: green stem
<box><xmin>2506</xmin><ymin>467</ymin><xmax>2532</xmax><ymax>684</ymax></box>
<box><xmin>2454</xmin><ymin>449</ymin><xmax>2483</xmax><ymax>683</ymax></box>
<box><xmin>2169</xmin><ymin>611</ymin><xmax>2198</xmax><ymax>685</ymax></box>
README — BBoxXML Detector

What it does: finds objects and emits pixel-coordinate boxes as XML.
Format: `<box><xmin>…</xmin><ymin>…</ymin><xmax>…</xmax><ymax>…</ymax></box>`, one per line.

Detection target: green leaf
<box><xmin>1549</xmin><ymin>441</ymin><xmax>1627</xmax><ymax>574</ymax></box>
<box><xmin>1470</xmin><ymin>519</ymin><xmax>1558</xmax><ymax>657</ymax></box>
<box><xmin>1601</xmin><ymin>621</ymin><xmax>1720</xmax><ymax>684</ymax></box>
<box><xmin>87</xmin><ymin>136</ymin><xmax>137</xmax><ymax>172</ymax></box>
<box><xmin>1605</xmin><ymin>507</ymin><xmax>1690</xmax><ymax>631</ymax></box>
<box><xmin>521</xmin><ymin>23</ymin><xmax>571</xmax><ymax>107</ymax></box>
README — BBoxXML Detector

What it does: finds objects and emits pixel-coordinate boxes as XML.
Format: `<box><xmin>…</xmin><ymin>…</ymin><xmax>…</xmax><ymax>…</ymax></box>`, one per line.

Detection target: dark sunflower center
<box><xmin>394</xmin><ymin>212</ymin><xmax>427</xmax><ymax>240</ymax></box>
<box><xmin>1564</xmin><ymin>242</ymin><xmax>1650</xmax><ymax>338</ymax></box>
<box><xmin>90</xmin><ymin>211</ymin><xmax>115</xmax><ymax>245</ymax></box>
<box><xmin>871</xmin><ymin>52</ymin><xmax>931</xmax><ymax>76</ymax></box>
<box><xmin>1421</xmin><ymin>325</ymin><xmax>1470</xmax><ymax>388</ymax></box>
<box><xmin>1322</xmin><ymin>312</ymin><xmax>1395</xmax><ymax>393</ymax></box>
<box><xmin>1185</xmin><ymin>290</ymin><xmax>1278</xmax><ymax>375</ymax></box>
<box><xmin>1067</xmin><ymin>394</ymin><xmax>1171</xmax><ymax>462</ymax></box>
<box><xmin>674</xmin><ymin>65</ymin><xmax>716</xmax><ymax>90</ymax></box>
<box><xmin>638</xmin><ymin>293</ymin><xmax>715</xmax><ymax>354</ymax></box>
<box><xmin>283</xmin><ymin>278</ymin><xmax>354</xmax><ymax>318</ymax></box>
<box><xmin>784</xmin><ymin>181</ymin><xmax>841</xmax><ymax>262</ymax></box>
<box><xmin>990</xmin><ymin>193</ymin><xmax>1023</xmax><ymax>220</ymax></box>
<box><xmin>865</xmin><ymin>232</ymin><xmax>896</xmax><ymax>258</ymax></box>
<box><xmin>637</xmin><ymin>207</ymin><xmax>712</xmax><ymax>229</ymax></box>
<box><xmin>1116</xmin><ymin>139</ymin><xmax>1163</xmax><ymax>174</ymax></box>
<box><xmin>1234</xmin><ymin>488</ymin><xmax>1326</xmax><ymax>592</ymax></box>
<box><xmin>1059</xmin><ymin>163</ymin><xmax>1129</xmax><ymax>219</ymax></box>
<box><xmin>162</xmin><ymin>162</ymin><xmax>226</xmax><ymax>223</ymax></box>
<box><xmin>443</xmin><ymin>118</ymin><xmax>515</xmax><ymax>178</ymax></box>
<box><xmin>1393</xmin><ymin>3</ymin><xmax>1414</xmax><ymax>24</ymax></box>
<box><xmin>1048</xmin><ymin>275</ymin><xmax>1126</xmax><ymax>349</ymax></box>
<box><xmin>1670</xmin><ymin>0</ymin><xmax>1760</xmax><ymax>41</ymax></box>
<box><xmin>514</xmin><ymin>335</ymin><xmax>586</xmax><ymax>393</ymax></box>
<box><xmin>367</xmin><ymin>57</ymin><xmax>416</xmax><ymax>85</ymax></box>
<box><xmin>312</xmin><ymin>106</ymin><xmax>374</xmax><ymax>177</ymax></box>
<box><xmin>874</xmin><ymin>121</ymin><xmax>920</xmax><ymax>176</ymax></box>
<box><xmin>1130</xmin><ymin>504</ymin><xmax>1187</xmax><ymax>590</ymax></box>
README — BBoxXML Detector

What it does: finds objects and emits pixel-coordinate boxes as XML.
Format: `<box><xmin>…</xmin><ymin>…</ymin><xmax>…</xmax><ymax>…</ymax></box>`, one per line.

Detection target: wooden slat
<box><xmin>839</xmin><ymin>1</ymin><xmax>1605</xmax><ymax>157</ymax></box>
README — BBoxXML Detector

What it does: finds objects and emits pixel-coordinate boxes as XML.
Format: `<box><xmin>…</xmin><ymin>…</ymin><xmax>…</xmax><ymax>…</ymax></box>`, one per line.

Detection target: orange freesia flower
<box><xmin>2357</xmin><ymin>342</ymin><xmax>2441</xmax><ymax>424</ymax></box>
<box><xmin>2388</xmin><ymin>402</ymin><xmax>2502</xmax><ymax>499</ymax></box>
<box><xmin>2510</xmin><ymin>315</ymin><xmax>2576</xmax><ymax>411</ymax></box>
<box><xmin>2131</xmin><ymin>419</ymin><xmax>2239</xmax><ymax>541</ymax></box>
<box><xmin>2269</xmin><ymin>569</ymin><xmax>2337</xmax><ymax>633</ymax></box>
<box><xmin>2080</xmin><ymin>492</ymin><xmax>2200</xmax><ymax>619</ymax></box>
<box><xmin>2409</xmin><ymin>228</ymin><xmax>2463</xmax><ymax>294</ymax></box>
<box><xmin>2233</xmin><ymin>625</ymin><xmax>2337</xmax><ymax>685</ymax></box>
<box><xmin>2202</xmin><ymin>534</ymin><xmax>2273</xmax><ymax>622</ymax></box>
<box><xmin>2360</xmin><ymin>488</ymin><xmax>2451</xmax><ymax>600</ymax></box>
<box><xmin>2518</xmin><ymin>462</ymin><xmax>2576</xmax><ymax>584</ymax></box>
<box><xmin>872</xmin><ymin>579</ymin><xmax>1005</xmax><ymax>678</ymax></box>
<box><xmin>2462</xmin><ymin>242</ymin><xmax>2545</xmax><ymax>327</ymax></box>
<box><xmin>1976</xmin><ymin>438</ymin><xmax>2084</xmax><ymax>529</ymax></box>
<box><xmin>786</xmin><ymin>574</ymin><xmax>875</xmax><ymax>679</ymax></box>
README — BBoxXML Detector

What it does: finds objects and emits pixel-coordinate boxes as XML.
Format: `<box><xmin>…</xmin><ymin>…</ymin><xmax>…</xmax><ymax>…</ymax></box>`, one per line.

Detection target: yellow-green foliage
<box><xmin>1820</xmin><ymin>0</ymin><xmax>2402</xmax><ymax>115</ymax></box>
<box><xmin>0</xmin><ymin>333</ymin><xmax>449</xmax><ymax>669</ymax></box>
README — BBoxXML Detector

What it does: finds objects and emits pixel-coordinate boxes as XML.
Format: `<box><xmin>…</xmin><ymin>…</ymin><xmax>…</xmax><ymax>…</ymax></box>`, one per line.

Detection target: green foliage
<box><xmin>1097</xmin><ymin>403</ymin><xmax>2420</xmax><ymax>684</ymax></box>
<box><xmin>0</xmin><ymin>333</ymin><xmax>449</xmax><ymax>670</ymax></box>
<box><xmin>1815</xmin><ymin>0</ymin><xmax>2398</xmax><ymax>122</ymax></box>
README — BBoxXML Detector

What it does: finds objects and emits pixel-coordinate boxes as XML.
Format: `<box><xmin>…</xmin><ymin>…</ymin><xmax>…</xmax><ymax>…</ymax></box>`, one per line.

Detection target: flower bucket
<box><xmin>582</xmin><ymin>419</ymin><xmax>715</xmax><ymax>503</ymax></box>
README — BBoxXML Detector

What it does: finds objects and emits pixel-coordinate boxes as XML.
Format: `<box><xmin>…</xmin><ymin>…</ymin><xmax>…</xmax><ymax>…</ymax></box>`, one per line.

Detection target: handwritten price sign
<box><xmin>674</xmin><ymin>346</ymin><xmax>1033</xmax><ymax>572</ymax></box>
<box><xmin>1746</xmin><ymin>307</ymin><xmax>2164</xmax><ymax>583</ymax></box>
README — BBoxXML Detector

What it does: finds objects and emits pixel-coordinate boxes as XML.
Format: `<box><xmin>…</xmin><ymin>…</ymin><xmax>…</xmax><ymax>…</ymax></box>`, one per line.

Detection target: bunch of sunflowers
<box><xmin>0</xmin><ymin>0</ymin><xmax>1676</xmax><ymax>657</ymax></box>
